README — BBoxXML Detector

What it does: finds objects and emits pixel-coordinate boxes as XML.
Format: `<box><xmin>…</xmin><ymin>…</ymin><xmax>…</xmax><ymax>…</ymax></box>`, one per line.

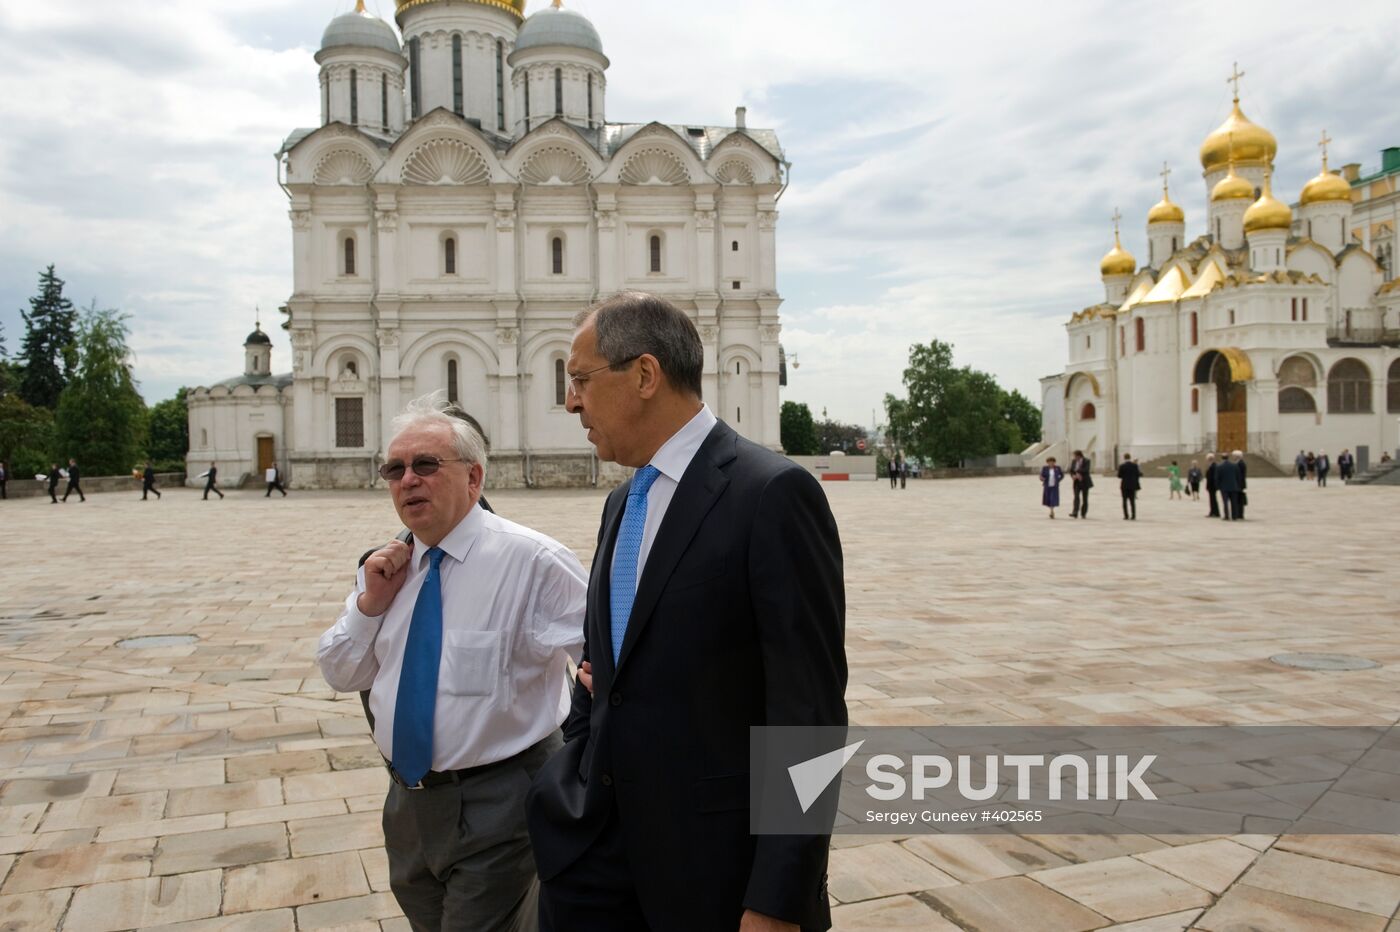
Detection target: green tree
<box><xmin>54</xmin><ymin>304</ymin><xmax>148</xmax><ymax>476</ymax></box>
<box><xmin>19</xmin><ymin>265</ymin><xmax>78</xmax><ymax>409</ymax></box>
<box><xmin>1001</xmin><ymin>389</ymin><xmax>1041</xmax><ymax>448</ymax></box>
<box><xmin>815</xmin><ymin>418</ymin><xmax>869</xmax><ymax>455</ymax></box>
<box><xmin>147</xmin><ymin>387</ymin><xmax>191</xmax><ymax>470</ymax></box>
<box><xmin>0</xmin><ymin>394</ymin><xmax>55</xmax><ymax>476</ymax></box>
<box><xmin>779</xmin><ymin>400</ymin><xmax>819</xmax><ymax>455</ymax></box>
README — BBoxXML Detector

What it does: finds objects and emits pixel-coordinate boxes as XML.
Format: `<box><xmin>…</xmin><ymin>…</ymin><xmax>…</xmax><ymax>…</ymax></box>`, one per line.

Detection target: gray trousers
<box><xmin>383</xmin><ymin>731</ymin><xmax>562</xmax><ymax>932</ymax></box>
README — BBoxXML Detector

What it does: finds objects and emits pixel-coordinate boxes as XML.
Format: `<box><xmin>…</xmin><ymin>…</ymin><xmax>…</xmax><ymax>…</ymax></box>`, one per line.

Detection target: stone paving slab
<box><xmin>0</xmin><ymin>478</ymin><xmax>1395</xmax><ymax>929</ymax></box>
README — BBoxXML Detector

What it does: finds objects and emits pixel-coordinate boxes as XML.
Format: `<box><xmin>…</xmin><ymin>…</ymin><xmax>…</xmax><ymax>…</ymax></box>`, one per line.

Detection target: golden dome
<box><xmin>1299</xmin><ymin>139</ymin><xmax>1353</xmax><ymax>206</ymax></box>
<box><xmin>1147</xmin><ymin>195</ymin><xmax>1184</xmax><ymax>224</ymax></box>
<box><xmin>396</xmin><ymin>0</ymin><xmax>526</xmax><ymax>21</ymax></box>
<box><xmin>1243</xmin><ymin>173</ymin><xmax>1292</xmax><ymax>234</ymax></box>
<box><xmin>1200</xmin><ymin>100</ymin><xmax>1277</xmax><ymax>172</ymax></box>
<box><xmin>1211</xmin><ymin>163</ymin><xmax>1255</xmax><ymax>202</ymax></box>
<box><xmin>1100</xmin><ymin>231</ymin><xmax>1136</xmax><ymax>277</ymax></box>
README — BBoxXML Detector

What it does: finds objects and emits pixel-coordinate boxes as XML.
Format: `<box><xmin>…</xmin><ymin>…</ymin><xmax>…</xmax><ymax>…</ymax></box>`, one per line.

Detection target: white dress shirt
<box><xmin>317</xmin><ymin>504</ymin><xmax>587</xmax><ymax>771</ymax></box>
<box><xmin>614</xmin><ymin>404</ymin><xmax>717</xmax><ymax>577</ymax></box>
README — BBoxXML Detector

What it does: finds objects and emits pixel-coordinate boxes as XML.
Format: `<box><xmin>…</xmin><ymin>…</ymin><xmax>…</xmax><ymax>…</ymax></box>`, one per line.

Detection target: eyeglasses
<box><xmin>378</xmin><ymin>455</ymin><xmax>463</xmax><ymax>481</ymax></box>
<box><xmin>567</xmin><ymin>356</ymin><xmax>640</xmax><ymax>394</ymax></box>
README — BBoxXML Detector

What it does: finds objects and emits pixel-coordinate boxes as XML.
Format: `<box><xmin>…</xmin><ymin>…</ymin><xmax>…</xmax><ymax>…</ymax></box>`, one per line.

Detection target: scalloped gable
<box><xmin>378</xmin><ymin>108</ymin><xmax>505</xmax><ymax>185</ymax></box>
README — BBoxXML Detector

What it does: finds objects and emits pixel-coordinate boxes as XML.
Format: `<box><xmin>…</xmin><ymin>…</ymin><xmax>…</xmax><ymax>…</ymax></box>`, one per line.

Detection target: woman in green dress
<box><xmin>1167</xmin><ymin>460</ymin><xmax>1183</xmax><ymax>500</ymax></box>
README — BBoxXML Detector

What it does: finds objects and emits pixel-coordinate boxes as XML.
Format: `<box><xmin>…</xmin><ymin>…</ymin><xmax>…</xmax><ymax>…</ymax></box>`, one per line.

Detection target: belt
<box><xmin>384</xmin><ymin>740</ymin><xmax>541</xmax><ymax>791</ymax></box>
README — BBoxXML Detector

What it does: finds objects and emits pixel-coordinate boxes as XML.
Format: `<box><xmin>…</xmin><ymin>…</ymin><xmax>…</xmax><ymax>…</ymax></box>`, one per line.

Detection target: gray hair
<box><xmin>573</xmin><ymin>292</ymin><xmax>704</xmax><ymax>397</ymax></box>
<box><xmin>389</xmin><ymin>391</ymin><xmax>489</xmax><ymax>473</ymax></box>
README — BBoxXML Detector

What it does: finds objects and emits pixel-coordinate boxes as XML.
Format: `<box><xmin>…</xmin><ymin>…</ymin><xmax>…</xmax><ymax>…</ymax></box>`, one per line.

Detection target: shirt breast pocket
<box><xmin>439</xmin><ymin>630</ymin><xmax>500</xmax><ymax>698</ymax></box>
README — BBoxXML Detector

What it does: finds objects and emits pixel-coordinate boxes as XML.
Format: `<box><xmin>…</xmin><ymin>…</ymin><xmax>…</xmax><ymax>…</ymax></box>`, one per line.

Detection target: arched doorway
<box><xmin>1194</xmin><ymin>349</ymin><xmax>1252</xmax><ymax>452</ymax></box>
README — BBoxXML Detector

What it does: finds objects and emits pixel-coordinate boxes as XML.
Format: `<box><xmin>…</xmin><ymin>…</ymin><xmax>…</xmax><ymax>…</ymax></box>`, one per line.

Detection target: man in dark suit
<box><xmin>1068</xmin><ymin>449</ymin><xmax>1093</xmax><ymax>518</ymax></box>
<box><xmin>1204</xmin><ymin>452</ymin><xmax>1220</xmax><ymax>517</ymax></box>
<box><xmin>1216</xmin><ymin>452</ymin><xmax>1240</xmax><ymax>520</ymax></box>
<box><xmin>527</xmin><ymin>292</ymin><xmax>848</xmax><ymax>932</ymax></box>
<box><xmin>62</xmin><ymin>458</ymin><xmax>85</xmax><ymax>502</ymax></box>
<box><xmin>142</xmin><ymin>461</ymin><xmax>161</xmax><ymax>500</ymax></box>
<box><xmin>1118</xmin><ymin>452</ymin><xmax>1140</xmax><ymax>520</ymax></box>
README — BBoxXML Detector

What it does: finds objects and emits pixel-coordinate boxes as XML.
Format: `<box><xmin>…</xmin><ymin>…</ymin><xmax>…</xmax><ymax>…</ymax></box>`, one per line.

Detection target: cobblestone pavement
<box><xmin>0</xmin><ymin>476</ymin><xmax>1397</xmax><ymax>931</ymax></box>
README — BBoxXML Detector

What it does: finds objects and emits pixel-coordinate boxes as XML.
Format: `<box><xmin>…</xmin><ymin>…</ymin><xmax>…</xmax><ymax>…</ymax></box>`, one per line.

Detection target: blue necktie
<box><xmin>392</xmin><ymin>547</ymin><xmax>445</xmax><ymax>786</ymax></box>
<box><xmin>610</xmin><ymin>465</ymin><xmax>661</xmax><ymax>666</ymax></box>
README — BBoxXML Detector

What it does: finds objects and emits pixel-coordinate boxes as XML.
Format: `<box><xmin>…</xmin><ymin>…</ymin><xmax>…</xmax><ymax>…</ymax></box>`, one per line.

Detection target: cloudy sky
<box><xmin>1</xmin><ymin>0</ymin><xmax>1397</xmax><ymax>426</ymax></box>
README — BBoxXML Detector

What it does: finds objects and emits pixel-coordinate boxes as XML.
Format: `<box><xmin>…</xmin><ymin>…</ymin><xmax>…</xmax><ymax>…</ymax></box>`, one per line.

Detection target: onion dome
<box><xmin>322</xmin><ymin>1</ymin><xmax>401</xmax><ymax>56</ymax></box>
<box><xmin>515</xmin><ymin>0</ymin><xmax>604</xmax><ymax>57</ymax></box>
<box><xmin>245</xmin><ymin>325</ymin><xmax>272</xmax><ymax>346</ymax></box>
<box><xmin>1243</xmin><ymin>173</ymin><xmax>1292</xmax><ymax>233</ymax></box>
<box><xmin>1147</xmin><ymin>180</ymin><xmax>1184</xmax><ymax>224</ymax></box>
<box><xmin>1100</xmin><ymin>231</ymin><xmax>1136</xmax><ymax>277</ymax></box>
<box><xmin>1300</xmin><ymin>143</ymin><xmax>1353</xmax><ymax>206</ymax></box>
<box><xmin>1211</xmin><ymin>162</ymin><xmax>1255</xmax><ymax>201</ymax></box>
<box><xmin>1200</xmin><ymin>99</ymin><xmax>1277</xmax><ymax>172</ymax></box>
<box><xmin>396</xmin><ymin>0</ymin><xmax>526</xmax><ymax>21</ymax></box>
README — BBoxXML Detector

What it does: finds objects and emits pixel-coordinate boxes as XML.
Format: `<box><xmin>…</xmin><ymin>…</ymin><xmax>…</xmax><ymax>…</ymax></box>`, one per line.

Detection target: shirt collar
<box><xmin>648</xmin><ymin>404</ymin><xmax>717</xmax><ymax>484</ymax></box>
<box><xmin>414</xmin><ymin>501</ymin><xmax>485</xmax><ymax>570</ymax></box>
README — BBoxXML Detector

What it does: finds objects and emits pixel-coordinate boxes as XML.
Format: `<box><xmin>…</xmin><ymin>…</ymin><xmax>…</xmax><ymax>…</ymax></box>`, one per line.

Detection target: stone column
<box><xmin>375</xmin><ymin>193</ymin><xmax>400</xmax><ymax>297</ymax></box>
<box><xmin>694</xmin><ymin>188</ymin><xmax>718</xmax><ymax>296</ymax></box>
<box><xmin>376</xmin><ymin>326</ymin><xmax>400</xmax><ymax>455</ymax></box>
<box><xmin>595</xmin><ymin>185</ymin><xmax>618</xmax><ymax>295</ymax></box>
<box><xmin>759</xmin><ymin>322</ymin><xmax>782</xmax><ymax>448</ymax></box>
<box><xmin>698</xmin><ymin>322</ymin><xmax>719</xmax><ymax>412</ymax></box>
<box><xmin>494</xmin><ymin>324</ymin><xmax>521</xmax><ymax>454</ymax></box>
<box><xmin>289</xmin><ymin>200</ymin><xmax>313</xmax><ymax>294</ymax></box>
<box><xmin>493</xmin><ymin>187</ymin><xmax>516</xmax><ymax>294</ymax></box>
<box><xmin>757</xmin><ymin>200</ymin><xmax>779</xmax><ymax>294</ymax></box>
<box><xmin>290</xmin><ymin>327</ymin><xmax>316</xmax><ymax>456</ymax></box>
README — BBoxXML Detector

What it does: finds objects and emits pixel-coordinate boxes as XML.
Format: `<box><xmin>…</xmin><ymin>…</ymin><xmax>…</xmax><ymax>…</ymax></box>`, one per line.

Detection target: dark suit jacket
<box><xmin>1205</xmin><ymin>462</ymin><xmax>1218</xmax><ymax>491</ymax></box>
<box><xmin>1069</xmin><ymin>457</ymin><xmax>1093</xmax><ymax>488</ymax></box>
<box><xmin>526</xmin><ymin>419</ymin><xmax>847</xmax><ymax>931</ymax></box>
<box><xmin>1117</xmin><ymin>461</ymin><xmax>1141</xmax><ymax>493</ymax></box>
<box><xmin>1216</xmin><ymin>460</ymin><xmax>1241</xmax><ymax>493</ymax></box>
<box><xmin>67</xmin><ymin>465</ymin><xmax>80</xmax><ymax>482</ymax></box>
<box><xmin>143</xmin><ymin>467</ymin><xmax>156</xmax><ymax>483</ymax></box>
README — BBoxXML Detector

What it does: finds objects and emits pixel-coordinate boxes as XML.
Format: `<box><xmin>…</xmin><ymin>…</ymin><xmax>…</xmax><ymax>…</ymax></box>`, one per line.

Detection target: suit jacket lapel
<box><xmin>593</xmin><ymin>489</ymin><xmax>628</xmax><ymax>683</ymax></box>
<box><xmin>615</xmin><ymin>422</ymin><xmax>736</xmax><ymax>672</ymax></box>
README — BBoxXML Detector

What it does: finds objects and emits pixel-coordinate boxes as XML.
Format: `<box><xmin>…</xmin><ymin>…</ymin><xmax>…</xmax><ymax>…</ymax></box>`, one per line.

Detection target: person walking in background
<box><xmin>61</xmin><ymin>458</ymin><xmax>85</xmax><ymax>502</ymax></box>
<box><xmin>1295</xmin><ymin>449</ymin><xmax>1307</xmax><ymax>481</ymax></box>
<box><xmin>265</xmin><ymin>461</ymin><xmax>288</xmax><ymax>497</ymax></box>
<box><xmin>1235</xmin><ymin>450</ymin><xmax>1248</xmax><ymax>519</ymax></box>
<box><xmin>888</xmin><ymin>456</ymin><xmax>899</xmax><ymax>489</ymax></box>
<box><xmin>1068</xmin><ymin>449</ymin><xmax>1093</xmax><ymax>518</ymax></box>
<box><xmin>0</xmin><ymin>460</ymin><xmax>7</xmax><ymax>500</ymax></box>
<box><xmin>1305</xmin><ymin>451</ymin><xmax>1316</xmax><ymax>479</ymax></box>
<box><xmin>1338</xmin><ymin>449</ymin><xmax>1354</xmax><ymax>482</ymax></box>
<box><xmin>1217</xmin><ymin>451</ymin><xmax>1243</xmax><ymax>520</ymax></box>
<box><xmin>1316</xmin><ymin>449</ymin><xmax>1331</xmax><ymax>487</ymax></box>
<box><xmin>142</xmin><ymin>461</ymin><xmax>161</xmax><ymax>500</ymax></box>
<box><xmin>203</xmin><ymin>462</ymin><xmax>224</xmax><ymax>500</ymax></box>
<box><xmin>1167</xmin><ymin>461</ymin><xmax>1183</xmax><ymax>500</ymax></box>
<box><xmin>1187</xmin><ymin>460</ymin><xmax>1202</xmax><ymax>501</ymax></box>
<box><xmin>1204</xmin><ymin>453</ymin><xmax>1220</xmax><ymax>517</ymax></box>
<box><xmin>899</xmin><ymin>458</ymin><xmax>907</xmax><ymax>489</ymax></box>
<box><xmin>1118</xmin><ymin>452</ymin><xmax>1141</xmax><ymax>520</ymax></box>
<box><xmin>1041</xmin><ymin>457</ymin><xmax>1064</xmax><ymax>519</ymax></box>
<box><xmin>46</xmin><ymin>464</ymin><xmax>61</xmax><ymax>503</ymax></box>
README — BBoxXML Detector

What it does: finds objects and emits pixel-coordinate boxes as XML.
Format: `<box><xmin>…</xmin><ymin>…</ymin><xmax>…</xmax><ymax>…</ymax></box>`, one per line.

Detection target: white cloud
<box><xmin>1</xmin><ymin>0</ymin><xmax>1397</xmax><ymax>425</ymax></box>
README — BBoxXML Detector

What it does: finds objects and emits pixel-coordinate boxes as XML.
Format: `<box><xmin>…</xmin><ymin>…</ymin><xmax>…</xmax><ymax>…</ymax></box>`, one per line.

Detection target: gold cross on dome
<box><xmin>1226</xmin><ymin>63</ymin><xmax>1245</xmax><ymax>102</ymax></box>
<box><xmin>1111</xmin><ymin>208</ymin><xmax>1122</xmax><ymax>236</ymax></box>
<box><xmin>1318</xmin><ymin>129</ymin><xmax>1333</xmax><ymax>168</ymax></box>
<box><xmin>1160</xmin><ymin>161</ymin><xmax>1171</xmax><ymax>196</ymax></box>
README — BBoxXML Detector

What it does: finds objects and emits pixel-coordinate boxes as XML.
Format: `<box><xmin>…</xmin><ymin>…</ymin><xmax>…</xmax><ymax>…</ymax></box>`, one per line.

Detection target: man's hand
<box><xmin>577</xmin><ymin>660</ymin><xmax>594</xmax><ymax>696</ymax></box>
<box><xmin>739</xmin><ymin>910</ymin><xmax>797</xmax><ymax>932</ymax></box>
<box><xmin>357</xmin><ymin>540</ymin><xmax>412</xmax><ymax>617</ymax></box>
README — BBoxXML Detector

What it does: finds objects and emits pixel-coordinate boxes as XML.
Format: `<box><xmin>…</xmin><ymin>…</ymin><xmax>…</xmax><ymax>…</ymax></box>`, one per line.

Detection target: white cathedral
<box><xmin>1038</xmin><ymin>75</ymin><xmax>1400</xmax><ymax>471</ymax></box>
<box><xmin>188</xmin><ymin>0</ymin><xmax>788</xmax><ymax>488</ymax></box>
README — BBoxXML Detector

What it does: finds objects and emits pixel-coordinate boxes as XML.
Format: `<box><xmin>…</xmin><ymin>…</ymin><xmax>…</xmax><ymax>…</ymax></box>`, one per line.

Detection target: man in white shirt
<box><xmin>318</xmin><ymin>394</ymin><xmax>586</xmax><ymax>932</ymax></box>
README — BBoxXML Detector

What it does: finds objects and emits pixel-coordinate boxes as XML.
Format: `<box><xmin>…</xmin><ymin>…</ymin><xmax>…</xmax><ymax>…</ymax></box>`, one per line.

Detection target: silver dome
<box><xmin>513</xmin><ymin>7</ymin><xmax>604</xmax><ymax>57</ymax></box>
<box><xmin>321</xmin><ymin>11</ymin><xmax>402</xmax><ymax>57</ymax></box>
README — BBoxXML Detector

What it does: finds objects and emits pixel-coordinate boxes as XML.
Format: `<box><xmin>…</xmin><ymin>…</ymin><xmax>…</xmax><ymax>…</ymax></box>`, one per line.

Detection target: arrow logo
<box><xmin>788</xmin><ymin>740</ymin><xmax>864</xmax><ymax>813</ymax></box>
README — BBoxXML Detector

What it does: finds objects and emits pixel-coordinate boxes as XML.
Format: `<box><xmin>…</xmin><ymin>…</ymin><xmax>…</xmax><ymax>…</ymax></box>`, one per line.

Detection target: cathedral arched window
<box><xmin>649</xmin><ymin>234</ymin><xmax>663</xmax><ymax>274</ymax></box>
<box><xmin>1388</xmin><ymin>359</ymin><xmax>1400</xmax><ymax>413</ymax></box>
<box><xmin>382</xmin><ymin>74</ymin><xmax>389</xmax><ymax>133</ymax></box>
<box><xmin>446</xmin><ymin>357</ymin><xmax>459</xmax><ymax>405</ymax></box>
<box><xmin>1190</xmin><ymin>312</ymin><xmax>1198</xmax><ymax>346</ymax></box>
<box><xmin>409</xmin><ymin>37</ymin><xmax>421</xmax><ymax>119</ymax></box>
<box><xmin>551</xmin><ymin>235</ymin><xmax>564</xmax><ymax>275</ymax></box>
<box><xmin>587</xmin><ymin>74</ymin><xmax>593</xmax><ymax>127</ymax></box>
<box><xmin>523</xmin><ymin>72</ymin><xmax>531</xmax><ymax>130</ymax></box>
<box><xmin>496</xmin><ymin>40</ymin><xmax>506</xmax><ymax>131</ymax></box>
<box><xmin>1191</xmin><ymin>388</ymin><xmax>1198</xmax><ymax>413</ymax></box>
<box><xmin>732</xmin><ymin>240</ymin><xmax>739</xmax><ymax>251</ymax></box>
<box><xmin>1279</xmin><ymin>356</ymin><xmax>1317</xmax><ymax>388</ymax></box>
<box><xmin>554</xmin><ymin>358</ymin><xmax>566</xmax><ymax>406</ymax></box>
<box><xmin>1134</xmin><ymin>317</ymin><xmax>1145</xmax><ymax>353</ymax></box>
<box><xmin>350</xmin><ymin>68</ymin><xmax>359</xmax><ymax>125</ymax></box>
<box><xmin>1278</xmin><ymin>387</ymin><xmax>1317</xmax><ymax>413</ymax></box>
<box><xmin>452</xmin><ymin>35</ymin><xmax>464</xmax><ymax>116</ymax></box>
<box><xmin>1328</xmin><ymin>358</ymin><xmax>1372</xmax><ymax>414</ymax></box>
<box><xmin>342</xmin><ymin>234</ymin><xmax>357</xmax><ymax>276</ymax></box>
<box><xmin>201</xmin><ymin>428</ymin><xmax>208</xmax><ymax>448</ymax></box>
<box><xmin>1080</xmin><ymin>403</ymin><xmax>1096</xmax><ymax>420</ymax></box>
<box><xmin>554</xmin><ymin>68</ymin><xmax>563</xmax><ymax>117</ymax></box>
<box><xmin>444</xmin><ymin>237</ymin><xmax>457</xmax><ymax>276</ymax></box>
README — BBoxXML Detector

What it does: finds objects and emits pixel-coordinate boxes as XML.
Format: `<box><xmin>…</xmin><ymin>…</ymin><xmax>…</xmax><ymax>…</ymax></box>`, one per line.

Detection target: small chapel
<box><xmin>1038</xmin><ymin>68</ymin><xmax>1400</xmax><ymax>471</ymax></box>
<box><xmin>188</xmin><ymin>0</ymin><xmax>789</xmax><ymax>488</ymax></box>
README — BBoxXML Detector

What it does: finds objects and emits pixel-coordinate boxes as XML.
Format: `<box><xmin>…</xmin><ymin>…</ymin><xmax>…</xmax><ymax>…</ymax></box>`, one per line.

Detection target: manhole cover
<box><xmin>1270</xmin><ymin>653</ymin><xmax>1380</xmax><ymax>671</ymax></box>
<box><xmin>116</xmin><ymin>635</ymin><xmax>200</xmax><ymax>649</ymax></box>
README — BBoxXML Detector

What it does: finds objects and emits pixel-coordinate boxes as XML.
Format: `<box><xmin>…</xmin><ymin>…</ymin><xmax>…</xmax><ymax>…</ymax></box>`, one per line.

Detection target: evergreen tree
<box><xmin>779</xmin><ymin>401</ymin><xmax>820</xmax><ymax>455</ymax></box>
<box><xmin>54</xmin><ymin>304</ymin><xmax>148</xmax><ymax>476</ymax></box>
<box><xmin>147</xmin><ymin>387</ymin><xmax>191</xmax><ymax>470</ymax></box>
<box><xmin>19</xmin><ymin>266</ymin><xmax>78</xmax><ymax>409</ymax></box>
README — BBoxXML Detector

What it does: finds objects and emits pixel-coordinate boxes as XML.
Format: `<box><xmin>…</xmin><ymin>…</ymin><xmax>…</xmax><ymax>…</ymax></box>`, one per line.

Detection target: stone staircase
<box><xmin>1348</xmin><ymin>459</ymin><xmax>1400</xmax><ymax>486</ymax></box>
<box><xmin>1132</xmin><ymin>451</ymin><xmax>1287</xmax><ymax>480</ymax></box>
